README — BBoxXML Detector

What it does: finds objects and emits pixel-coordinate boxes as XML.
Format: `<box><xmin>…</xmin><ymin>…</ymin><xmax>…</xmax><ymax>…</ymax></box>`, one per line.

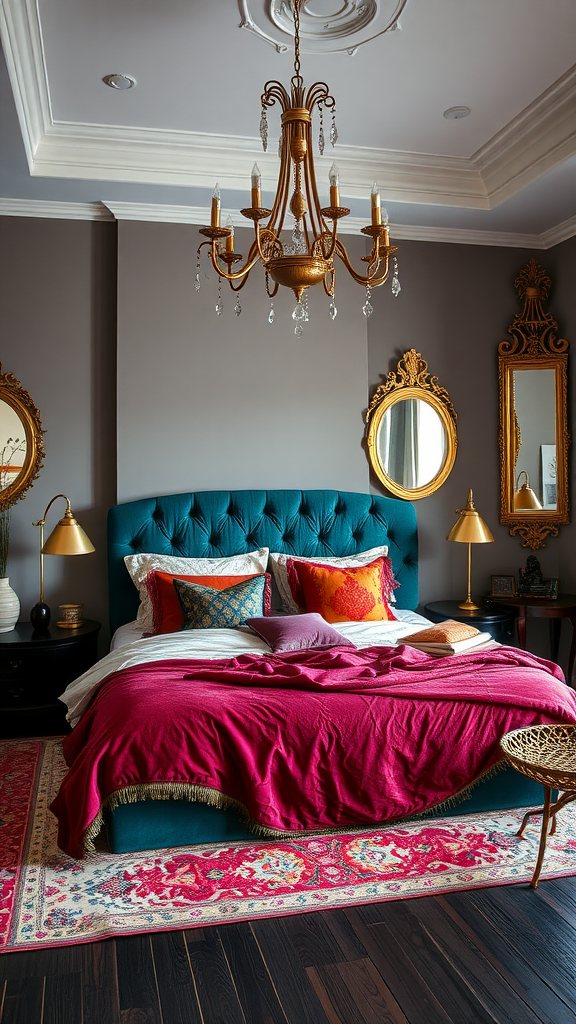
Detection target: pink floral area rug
<box><xmin>1</xmin><ymin>737</ymin><xmax>575</xmax><ymax>953</ymax></box>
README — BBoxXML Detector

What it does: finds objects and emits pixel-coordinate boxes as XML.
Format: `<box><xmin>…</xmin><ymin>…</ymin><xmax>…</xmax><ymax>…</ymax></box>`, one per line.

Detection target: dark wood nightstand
<box><xmin>0</xmin><ymin>619</ymin><xmax>100</xmax><ymax>738</ymax></box>
<box><xmin>423</xmin><ymin>601</ymin><xmax>516</xmax><ymax>644</ymax></box>
<box><xmin>486</xmin><ymin>594</ymin><xmax>576</xmax><ymax>686</ymax></box>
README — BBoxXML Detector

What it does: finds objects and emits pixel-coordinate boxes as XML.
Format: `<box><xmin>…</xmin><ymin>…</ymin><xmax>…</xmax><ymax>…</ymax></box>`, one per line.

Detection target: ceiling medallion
<box><xmin>198</xmin><ymin>0</ymin><xmax>400</xmax><ymax>337</ymax></box>
<box><xmin>238</xmin><ymin>0</ymin><xmax>407</xmax><ymax>55</ymax></box>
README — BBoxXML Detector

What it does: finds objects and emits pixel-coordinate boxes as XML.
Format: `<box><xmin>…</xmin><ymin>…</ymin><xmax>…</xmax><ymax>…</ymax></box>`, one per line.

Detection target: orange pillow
<box><xmin>294</xmin><ymin>558</ymin><xmax>397</xmax><ymax>624</ymax></box>
<box><xmin>146</xmin><ymin>570</ymin><xmax>271</xmax><ymax>635</ymax></box>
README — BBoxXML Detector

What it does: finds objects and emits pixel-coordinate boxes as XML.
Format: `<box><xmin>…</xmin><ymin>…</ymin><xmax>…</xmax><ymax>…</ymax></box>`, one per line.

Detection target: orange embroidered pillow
<box><xmin>146</xmin><ymin>570</ymin><xmax>271</xmax><ymax>635</ymax></box>
<box><xmin>295</xmin><ymin>558</ymin><xmax>397</xmax><ymax>624</ymax></box>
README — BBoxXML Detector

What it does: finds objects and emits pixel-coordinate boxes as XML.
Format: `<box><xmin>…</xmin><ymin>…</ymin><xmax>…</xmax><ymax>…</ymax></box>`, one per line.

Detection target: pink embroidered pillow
<box><xmin>287</xmin><ymin>554</ymin><xmax>398</xmax><ymax>614</ymax></box>
<box><xmin>293</xmin><ymin>558</ymin><xmax>397</xmax><ymax>624</ymax></box>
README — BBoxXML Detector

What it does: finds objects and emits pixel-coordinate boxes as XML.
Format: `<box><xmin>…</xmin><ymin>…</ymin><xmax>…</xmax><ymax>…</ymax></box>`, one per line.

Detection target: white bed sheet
<box><xmin>110</xmin><ymin>609</ymin><xmax>430</xmax><ymax>653</ymax></box>
<box><xmin>64</xmin><ymin>610</ymin><xmax>432</xmax><ymax>729</ymax></box>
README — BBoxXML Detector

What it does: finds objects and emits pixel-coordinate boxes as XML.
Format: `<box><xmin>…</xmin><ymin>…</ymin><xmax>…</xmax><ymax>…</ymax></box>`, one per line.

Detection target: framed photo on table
<box><xmin>491</xmin><ymin>575</ymin><xmax>516</xmax><ymax>597</ymax></box>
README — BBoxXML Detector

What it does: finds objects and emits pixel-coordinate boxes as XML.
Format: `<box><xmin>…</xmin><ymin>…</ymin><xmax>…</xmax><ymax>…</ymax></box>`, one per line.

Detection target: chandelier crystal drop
<box><xmin>391</xmin><ymin>256</ymin><xmax>401</xmax><ymax>297</ymax></box>
<box><xmin>362</xmin><ymin>283</ymin><xmax>373</xmax><ymax>318</ymax></box>
<box><xmin>318</xmin><ymin>103</ymin><xmax>325</xmax><ymax>156</ymax></box>
<box><xmin>198</xmin><ymin>0</ymin><xmax>398</xmax><ymax>334</ymax></box>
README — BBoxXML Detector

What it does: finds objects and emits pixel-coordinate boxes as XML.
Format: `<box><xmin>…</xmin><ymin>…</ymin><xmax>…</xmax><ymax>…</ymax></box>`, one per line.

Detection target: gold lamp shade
<box><xmin>31</xmin><ymin>494</ymin><xmax>95</xmax><ymax>630</ymax></box>
<box><xmin>42</xmin><ymin>508</ymin><xmax>95</xmax><ymax>556</ymax></box>
<box><xmin>447</xmin><ymin>489</ymin><xmax>494</xmax><ymax>610</ymax></box>
<box><xmin>514</xmin><ymin>471</ymin><xmax>542</xmax><ymax>511</ymax></box>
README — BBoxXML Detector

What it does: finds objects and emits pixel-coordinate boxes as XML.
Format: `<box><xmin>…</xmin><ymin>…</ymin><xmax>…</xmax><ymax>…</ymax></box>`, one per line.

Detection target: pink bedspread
<box><xmin>51</xmin><ymin>644</ymin><xmax>576</xmax><ymax>858</ymax></box>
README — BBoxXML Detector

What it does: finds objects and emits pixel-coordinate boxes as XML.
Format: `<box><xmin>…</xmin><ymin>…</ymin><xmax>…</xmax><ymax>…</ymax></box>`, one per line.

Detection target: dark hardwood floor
<box><xmin>1</xmin><ymin>876</ymin><xmax>575</xmax><ymax>1023</ymax></box>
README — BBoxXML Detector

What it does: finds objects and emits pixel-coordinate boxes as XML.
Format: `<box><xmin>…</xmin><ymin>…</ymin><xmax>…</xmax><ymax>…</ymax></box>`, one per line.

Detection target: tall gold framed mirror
<box><xmin>0</xmin><ymin>364</ymin><xmax>45</xmax><ymax>512</ymax></box>
<box><xmin>366</xmin><ymin>349</ymin><xmax>458</xmax><ymax>500</ymax></box>
<box><xmin>499</xmin><ymin>260</ymin><xmax>569</xmax><ymax>549</ymax></box>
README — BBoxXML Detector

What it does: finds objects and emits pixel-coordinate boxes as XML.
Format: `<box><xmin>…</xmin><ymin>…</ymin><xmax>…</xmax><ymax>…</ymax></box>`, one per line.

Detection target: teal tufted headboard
<box><xmin>107</xmin><ymin>489</ymin><xmax>418</xmax><ymax>634</ymax></box>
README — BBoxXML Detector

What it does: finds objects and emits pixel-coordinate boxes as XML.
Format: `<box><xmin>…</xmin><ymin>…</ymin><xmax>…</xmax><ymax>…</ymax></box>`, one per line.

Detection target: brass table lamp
<box><xmin>447</xmin><ymin>489</ymin><xmax>494</xmax><ymax>610</ymax></box>
<box><xmin>30</xmin><ymin>494</ymin><xmax>95</xmax><ymax>630</ymax></box>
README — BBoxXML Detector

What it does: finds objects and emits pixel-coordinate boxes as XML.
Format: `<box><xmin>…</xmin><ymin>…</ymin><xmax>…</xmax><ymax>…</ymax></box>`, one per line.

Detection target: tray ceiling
<box><xmin>0</xmin><ymin>0</ymin><xmax>575</xmax><ymax>244</ymax></box>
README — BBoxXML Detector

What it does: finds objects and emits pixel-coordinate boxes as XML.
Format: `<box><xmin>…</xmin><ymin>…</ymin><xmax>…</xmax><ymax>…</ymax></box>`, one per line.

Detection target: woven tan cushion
<box><xmin>402</xmin><ymin>619</ymin><xmax>481</xmax><ymax>644</ymax></box>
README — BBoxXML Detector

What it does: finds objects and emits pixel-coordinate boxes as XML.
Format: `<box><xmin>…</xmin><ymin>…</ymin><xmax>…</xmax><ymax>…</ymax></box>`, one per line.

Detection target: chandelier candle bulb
<box><xmin>251</xmin><ymin>164</ymin><xmax>262</xmax><ymax>208</ymax></box>
<box><xmin>371</xmin><ymin>182</ymin><xmax>382</xmax><ymax>225</ymax></box>
<box><xmin>198</xmin><ymin>0</ymin><xmax>398</xmax><ymax>331</ymax></box>
<box><xmin>225</xmin><ymin>215</ymin><xmax>235</xmax><ymax>253</ymax></box>
<box><xmin>329</xmin><ymin>163</ymin><xmax>340</xmax><ymax>207</ymax></box>
<box><xmin>211</xmin><ymin>183</ymin><xmax>221</xmax><ymax>228</ymax></box>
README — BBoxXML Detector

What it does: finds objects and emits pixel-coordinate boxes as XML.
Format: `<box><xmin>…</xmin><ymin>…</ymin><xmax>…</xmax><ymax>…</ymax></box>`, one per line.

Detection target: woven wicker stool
<box><xmin>500</xmin><ymin>724</ymin><xmax>576</xmax><ymax>889</ymax></box>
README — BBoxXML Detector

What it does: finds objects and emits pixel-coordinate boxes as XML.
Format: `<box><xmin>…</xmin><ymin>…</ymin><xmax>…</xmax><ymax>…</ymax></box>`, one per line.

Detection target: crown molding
<box><xmin>1</xmin><ymin>197</ymin><xmax>574</xmax><ymax>248</ymax></box>
<box><xmin>472</xmin><ymin>64</ymin><xmax>576</xmax><ymax>205</ymax></box>
<box><xmin>538</xmin><ymin>213</ymin><xmax>576</xmax><ymax>249</ymax></box>
<box><xmin>1</xmin><ymin>0</ymin><xmax>575</xmax><ymax>213</ymax></box>
<box><xmin>0</xmin><ymin>197</ymin><xmax>114</xmax><ymax>220</ymax></box>
<box><xmin>102</xmin><ymin>201</ymin><xmax>576</xmax><ymax>249</ymax></box>
<box><xmin>0</xmin><ymin>0</ymin><xmax>50</xmax><ymax>164</ymax></box>
<box><xmin>27</xmin><ymin>125</ymin><xmax>485</xmax><ymax>209</ymax></box>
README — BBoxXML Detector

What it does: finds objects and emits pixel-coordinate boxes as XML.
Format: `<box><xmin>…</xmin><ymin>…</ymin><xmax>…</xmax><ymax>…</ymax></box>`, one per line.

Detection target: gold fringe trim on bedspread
<box><xmin>82</xmin><ymin>756</ymin><xmax>511</xmax><ymax>855</ymax></box>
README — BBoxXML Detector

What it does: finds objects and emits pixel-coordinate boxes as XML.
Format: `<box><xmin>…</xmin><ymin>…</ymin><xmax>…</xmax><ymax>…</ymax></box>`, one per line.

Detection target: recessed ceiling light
<box><xmin>443</xmin><ymin>106</ymin><xmax>471</xmax><ymax>120</ymax></box>
<box><xmin>102</xmin><ymin>74</ymin><xmax>136</xmax><ymax>91</ymax></box>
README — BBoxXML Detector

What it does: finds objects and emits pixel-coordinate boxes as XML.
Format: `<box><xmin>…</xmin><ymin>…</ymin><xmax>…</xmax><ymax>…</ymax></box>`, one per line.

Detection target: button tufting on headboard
<box><xmin>108</xmin><ymin>489</ymin><xmax>418</xmax><ymax>633</ymax></box>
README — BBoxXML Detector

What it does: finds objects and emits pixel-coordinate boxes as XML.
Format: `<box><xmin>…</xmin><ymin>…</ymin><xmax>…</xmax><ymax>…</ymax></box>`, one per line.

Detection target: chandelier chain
<box><xmin>293</xmin><ymin>0</ymin><xmax>302</xmax><ymax>81</ymax></box>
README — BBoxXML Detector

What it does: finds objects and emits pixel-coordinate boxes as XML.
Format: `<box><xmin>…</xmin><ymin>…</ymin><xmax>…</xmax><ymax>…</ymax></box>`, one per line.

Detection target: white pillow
<box><xmin>125</xmin><ymin>548</ymin><xmax>270</xmax><ymax>631</ymax></box>
<box><xmin>269</xmin><ymin>545</ymin><xmax>390</xmax><ymax>615</ymax></box>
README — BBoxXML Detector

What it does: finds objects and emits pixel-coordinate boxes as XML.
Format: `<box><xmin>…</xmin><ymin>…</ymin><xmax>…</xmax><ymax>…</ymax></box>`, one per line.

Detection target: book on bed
<box><xmin>401</xmin><ymin>620</ymin><xmax>497</xmax><ymax>656</ymax></box>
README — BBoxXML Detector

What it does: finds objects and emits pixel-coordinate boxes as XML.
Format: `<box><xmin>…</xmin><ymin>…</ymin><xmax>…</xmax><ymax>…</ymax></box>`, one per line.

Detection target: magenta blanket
<box><xmin>51</xmin><ymin>644</ymin><xmax>576</xmax><ymax>858</ymax></box>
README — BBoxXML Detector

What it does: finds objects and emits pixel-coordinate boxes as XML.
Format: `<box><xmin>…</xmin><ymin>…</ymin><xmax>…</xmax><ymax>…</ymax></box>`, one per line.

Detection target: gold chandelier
<box><xmin>197</xmin><ymin>0</ymin><xmax>400</xmax><ymax>335</ymax></box>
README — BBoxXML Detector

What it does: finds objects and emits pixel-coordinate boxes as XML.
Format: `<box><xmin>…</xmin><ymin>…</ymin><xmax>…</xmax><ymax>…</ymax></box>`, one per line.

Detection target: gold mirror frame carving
<box><xmin>0</xmin><ymin>363</ymin><xmax>45</xmax><ymax>512</ymax></box>
<box><xmin>498</xmin><ymin>260</ymin><xmax>570</xmax><ymax>550</ymax></box>
<box><xmin>366</xmin><ymin>349</ymin><xmax>458</xmax><ymax>500</ymax></box>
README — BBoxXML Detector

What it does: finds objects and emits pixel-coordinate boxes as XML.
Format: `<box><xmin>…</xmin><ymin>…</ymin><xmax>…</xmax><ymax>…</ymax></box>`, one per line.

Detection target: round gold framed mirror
<box><xmin>366</xmin><ymin>350</ymin><xmax>458</xmax><ymax>500</ymax></box>
<box><xmin>0</xmin><ymin>364</ymin><xmax>45</xmax><ymax>512</ymax></box>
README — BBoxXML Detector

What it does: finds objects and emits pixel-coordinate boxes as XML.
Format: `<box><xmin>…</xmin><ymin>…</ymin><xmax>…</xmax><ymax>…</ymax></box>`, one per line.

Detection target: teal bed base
<box><xmin>105</xmin><ymin>488</ymin><xmax>541</xmax><ymax>855</ymax></box>
<box><xmin>106</xmin><ymin>768</ymin><xmax>547</xmax><ymax>854</ymax></box>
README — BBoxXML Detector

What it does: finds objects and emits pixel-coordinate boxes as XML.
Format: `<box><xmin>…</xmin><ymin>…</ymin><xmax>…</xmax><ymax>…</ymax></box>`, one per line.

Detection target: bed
<box><xmin>51</xmin><ymin>489</ymin><xmax>576</xmax><ymax>858</ymax></box>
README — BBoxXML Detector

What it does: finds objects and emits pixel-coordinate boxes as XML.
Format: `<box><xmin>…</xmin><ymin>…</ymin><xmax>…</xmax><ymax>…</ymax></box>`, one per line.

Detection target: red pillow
<box><xmin>287</xmin><ymin>554</ymin><xmax>398</xmax><ymax>612</ymax></box>
<box><xmin>146</xmin><ymin>570</ymin><xmax>272</xmax><ymax>635</ymax></box>
<box><xmin>292</xmin><ymin>558</ymin><xmax>397</xmax><ymax>624</ymax></box>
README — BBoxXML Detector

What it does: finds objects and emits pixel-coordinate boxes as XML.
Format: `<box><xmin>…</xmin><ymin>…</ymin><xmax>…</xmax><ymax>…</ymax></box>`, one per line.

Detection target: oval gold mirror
<box><xmin>366</xmin><ymin>349</ymin><xmax>458</xmax><ymax>500</ymax></box>
<box><xmin>0</xmin><ymin>364</ymin><xmax>45</xmax><ymax>512</ymax></box>
<box><xmin>498</xmin><ymin>260</ymin><xmax>569</xmax><ymax>549</ymax></box>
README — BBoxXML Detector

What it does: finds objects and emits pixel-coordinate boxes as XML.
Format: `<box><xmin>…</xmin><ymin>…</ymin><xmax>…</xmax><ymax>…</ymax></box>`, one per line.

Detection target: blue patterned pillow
<box><xmin>173</xmin><ymin>575</ymin><xmax>267</xmax><ymax>630</ymax></box>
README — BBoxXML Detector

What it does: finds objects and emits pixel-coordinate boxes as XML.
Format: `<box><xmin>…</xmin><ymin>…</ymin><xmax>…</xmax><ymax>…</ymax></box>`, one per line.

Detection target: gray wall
<box><xmin>0</xmin><ymin>217</ymin><xmax>117</xmax><ymax>648</ymax></box>
<box><xmin>549</xmin><ymin>234</ymin><xmax>576</xmax><ymax>596</ymax></box>
<box><xmin>116</xmin><ymin>222</ymin><xmax>369</xmax><ymax>501</ymax></box>
<box><xmin>0</xmin><ymin>215</ymin><xmax>574</xmax><ymax>669</ymax></box>
<box><xmin>367</xmin><ymin>239</ymin><xmax>575</xmax><ymax>668</ymax></box>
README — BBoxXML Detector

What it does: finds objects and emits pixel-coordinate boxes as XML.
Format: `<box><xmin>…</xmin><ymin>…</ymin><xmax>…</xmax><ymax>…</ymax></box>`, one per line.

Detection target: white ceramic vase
<box><xmin>0</xmin><ymin>577</ymin><xmax>20</xmax><ymax>632</ymax></box>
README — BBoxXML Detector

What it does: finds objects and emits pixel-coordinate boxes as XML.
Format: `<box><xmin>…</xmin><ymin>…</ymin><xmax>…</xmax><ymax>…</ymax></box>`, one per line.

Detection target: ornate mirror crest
<box><xmin>0</xmin><ymin>363</ymin><xmax>45</xmax><ymax>512</ymax></box>
<box><xmin>498</xmin><ymin>260</ymin><xmax>570</xmax><ymax>549</ymax></box>
<box><xmin>366</xmin><ymin>348</ymin><xmax>458</xmax><ymax>500</ymax></box>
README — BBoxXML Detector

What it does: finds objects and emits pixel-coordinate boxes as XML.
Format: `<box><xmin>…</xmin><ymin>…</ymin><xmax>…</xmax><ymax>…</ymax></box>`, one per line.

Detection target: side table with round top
<box><xmin>423</xmin><ymin>600</ymin><xmax>516</xmax><ymax>644</ymax></box>
<box><xmin>500</xmin><ymin>724</ymin><xmax>576</xmax><ymax>889</ymax></box>
<box><xmin>487</xmin><ymin>594</ymin><xmax>576</xmax><ymax>686</ymax></box>
<box><xmin>0</xmin><ymin>619</ymin><xmax>101</xmax><ymax>738</ymax></box>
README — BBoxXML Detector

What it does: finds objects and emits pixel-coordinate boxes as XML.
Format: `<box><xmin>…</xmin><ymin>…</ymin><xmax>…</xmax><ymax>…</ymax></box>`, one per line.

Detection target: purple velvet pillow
<box><xmin>246</xmin><ymin>613</ymin><xmax>355</xmax><ymax>653</ymax></box>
